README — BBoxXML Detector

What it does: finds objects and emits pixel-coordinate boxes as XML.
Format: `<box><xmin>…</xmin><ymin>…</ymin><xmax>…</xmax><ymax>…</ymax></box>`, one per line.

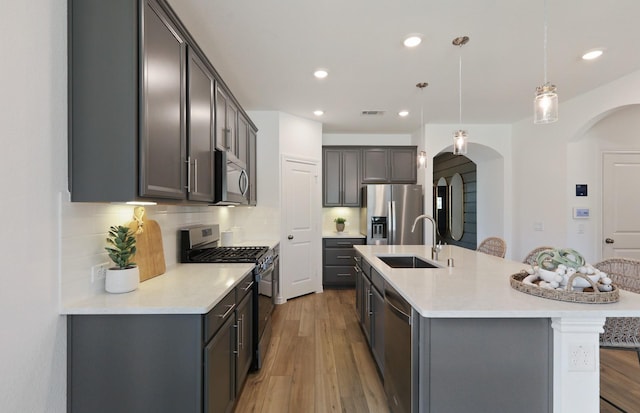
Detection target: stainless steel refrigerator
<box><xmin>360</xmin><ymin>184</ymin><xmax>423</xmax><ymax>245</ymax></box>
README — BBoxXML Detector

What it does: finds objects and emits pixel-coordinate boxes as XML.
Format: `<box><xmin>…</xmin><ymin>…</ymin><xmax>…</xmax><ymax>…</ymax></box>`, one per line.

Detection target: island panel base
<box><xmin>417</xmin><ymin>317</ymin><xmax>552</xmax><ymax>413</ymax></box>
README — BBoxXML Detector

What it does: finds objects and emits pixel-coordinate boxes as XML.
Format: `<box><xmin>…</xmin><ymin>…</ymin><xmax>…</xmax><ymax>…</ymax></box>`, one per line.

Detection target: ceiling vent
<box><xmin>361</xmin><ymin>110</ymin><xmax>385</xmax><ymax>116</ymax></box>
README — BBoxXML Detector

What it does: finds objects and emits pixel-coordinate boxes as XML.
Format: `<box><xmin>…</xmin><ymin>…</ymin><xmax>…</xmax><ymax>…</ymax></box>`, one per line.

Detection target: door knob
<box><xmin>287</xmin><ymin>235</ymin><xmax>294</xmax><ymax>240</ymax></box>
<box><xmin>605</xmin><ymin>238</ymin><xmax>615</xmax><ymax>244</ymax></box>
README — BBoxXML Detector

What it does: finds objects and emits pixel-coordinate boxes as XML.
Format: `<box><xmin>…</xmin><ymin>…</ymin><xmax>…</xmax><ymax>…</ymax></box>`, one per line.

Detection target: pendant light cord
<box><xmin>543</xmin><ymin>0</ymin><xmax>548</xmax><ymax>85</ymax></box>
<box><xmin>458</xmin><ymin>53</ymin><xmax>463</xmax><ymax>127</ymax></box>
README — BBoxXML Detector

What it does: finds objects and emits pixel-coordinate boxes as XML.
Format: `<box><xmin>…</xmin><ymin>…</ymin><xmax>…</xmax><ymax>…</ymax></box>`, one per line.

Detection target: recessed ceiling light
<box><xmin>403</xmin><ymin>35</ymin><xmax>422</xmax><ymax>48</ymax></box>
<box><xmin>313</xmin><ymin>110</ymin><xmax>324</xmax><ymax>116</ymax></box>
<box><xmin>314</xmin><ymin>69</ymin><xmax>328</xmax><ymax>79</ymax></box>
<box><xmin>398</xmin><ymin>110</ymin><xmax>409</xmax><ymax>117</ymax></box>
<box><xmin>582</xmin><ymin>49</ymin><xmax>603</xmax><ymax>60</ymax></box>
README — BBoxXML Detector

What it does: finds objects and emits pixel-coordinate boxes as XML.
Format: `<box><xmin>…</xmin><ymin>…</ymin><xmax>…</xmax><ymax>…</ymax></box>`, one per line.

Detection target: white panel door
<box><xmin>281</xmin><ymin>157</ymin><xmax>320</xmax><ymax>300</ymax></box>
<box><xmin>602</xmin><ymin>153</ymin><xmax>640</xmax><ymax>259</ymax></box>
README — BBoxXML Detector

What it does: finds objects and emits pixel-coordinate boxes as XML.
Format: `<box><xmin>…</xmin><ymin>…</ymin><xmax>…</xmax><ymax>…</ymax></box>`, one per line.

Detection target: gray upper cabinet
<box><xmin>237</xmin><ymin>114</ymin><xmax>249</xmax><ymax>169</ymax></box>
<box><xmin>140</xmin><ymin>0</ymin><xmax>187</xmax><ymax>199</ymax></box>
<box><xmin>323</xmin><ymin>148</ymin><xmax>360</xmax><ymax>207</ymax></box>
<box><xmin>186</xmin><ymin>49</ymin><xmax>215</xmax><ymax>202</ymax></box>
<box><xmin>248</xmin><ymin>128</ymin><xmax>257</xmax><ymax>206</ymax></box>
<box><xmin>362</xmin><ymin>147</ymin><xmax>417</xmax><ymax>184</ymax></box>
<box><xmin>69</xmin><ymin>0</ymin><xmax>257</xmax><ymax>204</ymax></box>
<box><xmin>215</xmin><ymin>86</ymin><xmax>239</xmax><ymax>159</ymax></box>
<box><xmin>389</xmin><ymin>147</ymin><xmax>417</xmax><ymax>183</ymax></box>
<box><xmin>362</xmin><ymin>148</ymin><xmax>390</xmax><ymax>183</ymax></box>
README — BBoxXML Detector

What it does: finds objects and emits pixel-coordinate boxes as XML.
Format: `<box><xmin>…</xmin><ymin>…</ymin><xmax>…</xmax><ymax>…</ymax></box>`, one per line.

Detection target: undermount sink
<box><xmin>377</xmin><ymin>255</ymin><xmax>439</xmax><ymax>269</ymax></box>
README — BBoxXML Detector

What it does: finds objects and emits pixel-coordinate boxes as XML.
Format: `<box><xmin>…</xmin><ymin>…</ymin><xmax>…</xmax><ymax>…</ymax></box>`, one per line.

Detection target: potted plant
<box><xmin>104</xmin><ymin>225</ymin><xmax>139</xmax><ymax>293</ymax></box>
<box><xmin>334</xmin><ymin>217</ymin><xmax>346</xmax><ymax>232</ymax></box>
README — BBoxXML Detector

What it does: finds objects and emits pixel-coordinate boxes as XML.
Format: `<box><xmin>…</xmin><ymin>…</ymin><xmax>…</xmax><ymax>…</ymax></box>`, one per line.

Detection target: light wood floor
<box><xmin>235</xmin><ymin>289</ymin><xmax>640</xmax><ymax>413</ymax></box>
<box><xmin>235</xmin><ymin>289</ymin><xmax>389</xmax><ymax>413</ymax></box>
<box><xmin>600</xmin><ymin>349</ymin><xmax>640</xmax><ymax>413</ymax></box>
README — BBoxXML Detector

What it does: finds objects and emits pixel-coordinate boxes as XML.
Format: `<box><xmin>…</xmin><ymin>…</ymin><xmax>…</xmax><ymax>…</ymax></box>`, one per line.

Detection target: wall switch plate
<box><xmin>568</xmin><ymin>344</ymin><xmax>595</xmax><ymax>372</ymax></box>
<box><xmin>91</xmin><ymin>262</ymin><xmax>110</xmax><ymax>283</ymax></box>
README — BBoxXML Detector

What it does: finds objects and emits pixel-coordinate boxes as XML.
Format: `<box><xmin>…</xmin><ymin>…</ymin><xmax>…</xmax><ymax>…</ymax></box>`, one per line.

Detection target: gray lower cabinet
<box><xmin>371</xmin><ymin>279</ymin><xmax>385</xmax><ymax>374</ymax></box>
<box><xmin>235</xmin><ymin>288</ymin><xmax>254</xmax><ymax>392</ymax></box>
<box><xmin>323</xmin><ymin>148</ymin><xmax>361</xmax><ymax>207</ymax></box>
<box><xmin>68</xmin><ymin>274</ymin><xmax>255</xmax><ymax>413</ymax></box>
<box><xmin>322</xmin><ymin>238</ymin><xmax>365</xmax><ymax>288</ymax></box>
<box><xmin>205</xmin><ymin>312</ymin><xmax>236</xmax><ymax>413</ymax></box>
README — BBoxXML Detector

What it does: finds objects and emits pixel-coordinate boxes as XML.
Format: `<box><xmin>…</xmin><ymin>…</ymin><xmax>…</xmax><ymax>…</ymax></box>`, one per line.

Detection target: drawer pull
<box><xmin>336</xmin><ymin>242</ymin><xmax>352</xmax><ymax>246</ymax></box>
<box><xmin>217</xmin><ymin>304</ymin><xmax>235</xmax><ymax>319</ymax></box>
<box><xmin>337</xmin><ymin>255</ymin><xmax>352</xmax><ymax>259</ymax></box>
<box><xmin>242</xmin><ymin>281</ymin><xmax>255</xmax><ymax>292</ymax></box>
<box><xmin>337</xmin><ymin>273</ymin><xmax>352</xmax><ymax>277</ymax></box>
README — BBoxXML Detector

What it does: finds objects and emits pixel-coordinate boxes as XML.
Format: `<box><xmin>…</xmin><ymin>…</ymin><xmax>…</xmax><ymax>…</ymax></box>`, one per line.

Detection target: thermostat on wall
<box><xmin>573</xmin><ymin>207</ymin><xmax>590</xmax><ymax>219</ymax></box>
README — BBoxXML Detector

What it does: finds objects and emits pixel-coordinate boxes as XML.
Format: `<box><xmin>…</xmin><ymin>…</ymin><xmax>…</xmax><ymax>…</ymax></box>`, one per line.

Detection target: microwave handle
<box><xmin>240</xmin><ymin>169</ymin><xmax>249</xmax><ymax>196</ymax></box>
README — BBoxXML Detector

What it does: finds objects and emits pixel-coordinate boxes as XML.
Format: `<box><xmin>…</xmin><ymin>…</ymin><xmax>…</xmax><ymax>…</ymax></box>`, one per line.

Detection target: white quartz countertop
<box><xmin>61</xmin><ymin>263</ymin><xmax>254</xmax><ymax>315</ymax></box>
<box><xmin>322</xmin><ymin>231</ymin><xmax>366</xmax><ymax>238</ymax></box>
<box><xmin>354</xmin><ymin>245</ymin><xmax>640</xmax><ymax>318</ymax></box>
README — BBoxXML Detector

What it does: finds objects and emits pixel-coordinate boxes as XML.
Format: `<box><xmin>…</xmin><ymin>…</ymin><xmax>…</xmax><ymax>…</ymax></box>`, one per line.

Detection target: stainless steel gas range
<box><xmin>180</xmin><ymin>225</ymin><xmax>278</xmax><ymax>370</ymax></box>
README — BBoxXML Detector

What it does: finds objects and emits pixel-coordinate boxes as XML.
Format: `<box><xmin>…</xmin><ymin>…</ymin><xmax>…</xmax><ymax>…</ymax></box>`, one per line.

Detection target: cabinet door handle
<box><xmin>217</xmin><ymin>304</ymin><xmax>235</xmax><ymax>319</ymax></box>
<box><xmin>193</xmin><ymin>158</ymin><xmax>198</xmax><ymax>193</ymax></box>
<box><xmin>234</xmin><ymin>321</ymin><xmax>239</xmax><ymax>356</ymax></box>
<box><xmin>185</xmin><ymin>156</ymin><xmax>192</xmax><ymax>192</ymax></box>
<box><xmin>238</xmin><ymin>315</ymin><xmax>244</xmax><ymax>349</ymax></box>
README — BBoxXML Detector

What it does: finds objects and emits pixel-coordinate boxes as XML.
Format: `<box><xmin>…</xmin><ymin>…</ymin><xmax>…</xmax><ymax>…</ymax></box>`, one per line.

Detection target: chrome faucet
<box><xmin>411</xmin><ymin>214</ymin><xmax>439</xmax><ymax>260</ymax></box>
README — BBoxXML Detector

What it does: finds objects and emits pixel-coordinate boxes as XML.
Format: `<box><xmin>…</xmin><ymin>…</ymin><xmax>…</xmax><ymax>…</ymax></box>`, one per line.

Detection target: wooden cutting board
<box><xmin>128</xmin><ymin>207</ymin><xmax>166</xmax><ymax>282</ymax></box>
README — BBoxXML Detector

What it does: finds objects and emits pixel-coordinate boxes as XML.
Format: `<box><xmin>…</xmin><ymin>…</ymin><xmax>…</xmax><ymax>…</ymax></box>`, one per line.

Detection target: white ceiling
<box><xmin>168</xmin><ymin>0</ymin><xmax>640</xmax><ymax>134</ymax></box>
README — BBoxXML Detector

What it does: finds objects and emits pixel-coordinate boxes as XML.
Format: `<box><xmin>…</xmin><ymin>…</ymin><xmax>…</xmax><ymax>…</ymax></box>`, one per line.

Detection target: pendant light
<box><xmin>534</xmin><ymin>0</ymin><xmax>558</xmax><ymax>124</ymax></box>
<box><xmin>452</xmin><ymin>36</ymin><xmax>469</xmax><ymax>155</ymax></box>
<box><xmin>416</xmin><ymin>82</ymin><xmax>428</xmax><ymax>168</ymax></box>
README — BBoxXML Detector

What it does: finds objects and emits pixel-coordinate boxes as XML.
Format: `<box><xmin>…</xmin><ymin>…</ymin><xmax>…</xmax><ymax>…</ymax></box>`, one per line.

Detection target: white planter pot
<box><xmin>105</xmin><ymin>266</ymin><xmax>140</xmax><ymax>293</ymax></box>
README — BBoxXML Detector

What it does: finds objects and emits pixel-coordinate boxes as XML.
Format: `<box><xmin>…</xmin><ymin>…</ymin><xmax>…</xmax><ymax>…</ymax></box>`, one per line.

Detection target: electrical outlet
<box><xmin>91</xmin><ymin>262</ymin><xmax>110</xmax><ymax>283</ymax></box>
<box><xmin>568</xmin><ymin>344</ymin><xmax>595</xmax><ymax>372</ymax></box>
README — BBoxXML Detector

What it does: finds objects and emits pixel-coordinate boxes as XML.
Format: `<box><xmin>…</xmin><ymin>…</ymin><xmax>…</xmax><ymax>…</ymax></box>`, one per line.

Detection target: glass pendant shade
<box><xmin>453</xmin><ymin>130</ymin><xmax>468</xmax><ymax>155</ymax></box>
<box><xmin>418</xmin><ymin>150</ymin><xmax>427</xmax><ymax>168</ymax></box>
<box><xmin>534</xmin><ymin>83</ymin><xmax>558</xmax><ymax>124</ymax></box>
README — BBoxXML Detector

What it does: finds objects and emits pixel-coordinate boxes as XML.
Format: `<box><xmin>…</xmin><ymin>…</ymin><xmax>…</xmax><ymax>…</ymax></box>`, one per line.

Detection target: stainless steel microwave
<box><xmin>214</xmin><ymin>150</ymin><xmax>249</xmax><ymax>205</ymax></box>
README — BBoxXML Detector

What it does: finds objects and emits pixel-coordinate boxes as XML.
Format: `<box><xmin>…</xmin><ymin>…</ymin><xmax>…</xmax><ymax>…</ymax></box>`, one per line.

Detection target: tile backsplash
<box><xmin>59</xmin><ymin>192</ymin><xmax>279</xmax><ymax>306</ymax></box>
<box><xmin>322</xmin><ymin>207</ymin><xmax>361</xmax><ymax>234</ymax></box>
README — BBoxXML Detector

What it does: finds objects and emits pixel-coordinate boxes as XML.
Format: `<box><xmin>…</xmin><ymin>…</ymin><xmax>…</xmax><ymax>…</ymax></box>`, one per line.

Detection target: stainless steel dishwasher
<box><xmin>384</xmin><ymin>284</ymin><xmax>412</xmax><ymax>413</ymax></box>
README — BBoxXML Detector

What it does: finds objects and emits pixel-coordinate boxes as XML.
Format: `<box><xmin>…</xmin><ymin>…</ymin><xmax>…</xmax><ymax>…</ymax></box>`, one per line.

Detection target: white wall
<box><xmin>323</xmin><ymin>133</ymin><xmax>413</xmax><ymax>146</ymax></box>
<box><xmin>512</xmin><ymin>70</ymin><xmax>640</xmax><ymax>263</ymax></box>
<box><xmin>0</xmin><ymin>2</ymin><xmax>67</xmax><ymax>411</ymax></box>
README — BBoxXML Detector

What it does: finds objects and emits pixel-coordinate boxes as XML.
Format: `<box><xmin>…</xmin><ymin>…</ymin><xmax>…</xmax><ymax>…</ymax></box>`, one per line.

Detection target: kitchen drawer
<box><xmin>324</xmin><ymin>238</ymin><xmax>365</xmax><ymax>248</ymax></box>
<box><xmin>323</xmin><ymin>266</ymin><xmax>356</xmax><ymax>286</ymax></box>
<box><xmin>204</xmin><ymin>289</ymin><xmax>236</xmax><ymax>342</ymax></box>
<box><xmin>370</xmin><ymin>266</ymin><xmax>385</xmax><ymax>294</ymax></box>
<box><xmin>361</xmin><ymin>258</ymin><xmax>372</xmax><ymax>280</ymax></box>
<box><xmin>324</xmin><ymin>249</ymin><xmax>357</xmax><ymax>266</ymax></box>
<box><xmin>236</xmin><ymin>271</ymin><xmax>255</xmax><ymax>301</ymax></box>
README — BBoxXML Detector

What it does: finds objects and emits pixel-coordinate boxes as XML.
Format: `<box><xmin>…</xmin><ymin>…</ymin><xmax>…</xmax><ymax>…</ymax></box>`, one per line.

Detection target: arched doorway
<box><xmin>433</xmin><ymin>152</ymin><xmax>477</xmax><ymax>249</ymax></box>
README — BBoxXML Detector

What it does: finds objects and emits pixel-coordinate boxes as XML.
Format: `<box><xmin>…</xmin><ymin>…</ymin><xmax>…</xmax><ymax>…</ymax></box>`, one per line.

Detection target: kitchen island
<box><xmin>355</xmin><ymin>244</ymin><xmax>640</xmax><ymax>413</ymax></box>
